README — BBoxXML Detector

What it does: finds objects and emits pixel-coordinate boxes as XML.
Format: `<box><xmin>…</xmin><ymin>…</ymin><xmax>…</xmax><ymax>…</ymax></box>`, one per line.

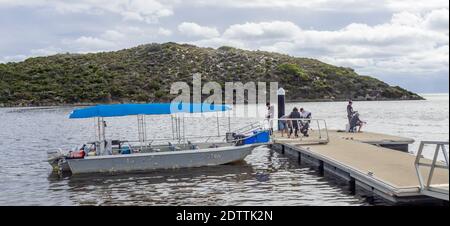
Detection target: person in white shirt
<box><xmin>299</xmin><ymin>108</ymin><xmax>312</xmax><ymax>137</ymax></box>
<box><xmin>266</xmin><ymin>102</ymin><xmax>275</xmax><ymax>135</ymax></box>
<box><xmin>299</xmin><ymin>108</ymin><xmax>311</xmax><ymax>118</ymax></box>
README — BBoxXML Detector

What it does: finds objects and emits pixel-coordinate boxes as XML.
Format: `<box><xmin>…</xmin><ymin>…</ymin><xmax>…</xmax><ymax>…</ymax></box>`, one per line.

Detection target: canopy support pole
<box><xmin>228</xmin><ymin>111</ymin><xmax>231</xmax><ymax>132</ymax></box>
<box><xmin>96</xmin><ymin>117</ymin><xmax>100</xmax><ymax>141</ymax></box>
<box><xmin>96</xmin><ymin>117</ymin><xmax>106</xmax><ymax>142</ymax></box>
<box><xmin>183</xmin><ymin>114</ymin><xmax>186</xmax><ymax>145</ymax></box>
<box><xmin>178</xmin><ymin>115</ymin><xmax>182</xmax><ymax>144</ymax></box>
<box><xmin>95</xmin><ymin>117</ymin><xmax>106</xmax><ymax>155</ymax></box>
<box><xmin>173</xmin><ymin>115</ymin><xmax>180</xmax><ymax>143</ymax></box>
<box><xmin>171</xmin><ymin>115</ymin><xmax>175</xmax><ymax>140</ymax></box>
<box><xmin>137</xmin><ymin>115</ymin><xmax>147</xmax><ymax>150</ymax></box>
<box><xmin>216</xmin><ymin>112</ymin><xmax>221</xmax><ymax>137</ymax></box>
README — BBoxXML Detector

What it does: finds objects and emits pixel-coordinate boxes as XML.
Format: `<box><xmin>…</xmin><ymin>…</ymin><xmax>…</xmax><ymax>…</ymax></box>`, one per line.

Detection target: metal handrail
<box><xmin>414</xmin><ymin>141</ymin><xmax>449</xmax><ymax>191</ymax></box>
<box><xmin>232</xmin><ymin>121</ymin><xmax>263</xmax><ymax>135</ymax></box>
<box><xmin>120</xmin><ymin>135</ymin><xmax>226</xmax><ymax>145</ymax></box>
<box><xmin>276</xmin><ymin>118</ymin><xmax>330</xmax><ymax>143</ymax></box>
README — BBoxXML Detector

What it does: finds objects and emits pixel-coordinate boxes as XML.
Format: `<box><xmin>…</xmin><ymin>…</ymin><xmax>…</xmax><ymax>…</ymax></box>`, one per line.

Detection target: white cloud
<box><xmin>0</xmin><ymin>0</ymin><xmax>174</xmax><ymax>23</ymax></box>
<box><xmin>423</xmin><ymin>8</ymin><xmax>449</xmax><ymax>33</ymax></box>
<box><xmin>189</xmin><ymin>0</ymin><xmax>379</xmax><ymax>10</ymax></box>
<box><xmin>158</xmin><ymin>28</ymin><xmax>172</xmax><ymax>36</ymax></box>
<box><xmin>190</xmin><ymin>10</ymin><xmax>448</xmax><ymax>76</ymax></box>
<box><xmin>1</xmin><ymin>0</ymin><xmax>447</xmax><ymax>16</ymax></box>
<box><xmin>60</xmin><ymin>26</ymin><xmax>174</xmax><ymax>53</ymax></box>
<box><xmin>187</xmin><ymin>0</ymin><xmax>448</xmax><ymax>13</ymax></box>
<box><xmin>1</xmin><ymin>54</ymin><xmax>28</xmax><ymax>62</ymax></box>
<box><xmin>70</xmin><ymin>36</ymin><xmax>116</xmax><ymax>51</ymax></box>
<box><xmin>189</xmin><ymin>38</ymin><xmax>246</xmax><ymax>49</ymax></box>
<box><xmin>1</xmin><ymin>25</ymin><xmax>174</xmax><ymax>59</ymax></box>
<box><xmin>101</xmin><ymin>30</ymin><xmax>126</xmax><ymax>41</ymax></box>
<box><xmin>178</xmin><ymin>22</ymin><xmax>220</xmax><ymax>39</ymax></box>
<box><xmin>223</xmin><ymin>21</ymin><xmax>301</xmax><ymax>40</ymax></box>
<box><xmin>386</xmin><ymin>0</ymin><xmax>448</xmax><ymax>13</ymax></box>
<box><xmin>30</xmin><ymin>46</ymin><xmax>61</xmax><ymax>56</ymax></box>
<box><xmin>1</xmin><ymin>47</ymin><xmax>63</xmax><ymax>62</ymax></box>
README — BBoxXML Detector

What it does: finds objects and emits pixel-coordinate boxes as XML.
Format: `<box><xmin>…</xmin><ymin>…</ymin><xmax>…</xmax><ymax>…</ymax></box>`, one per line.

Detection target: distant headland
<box><xmin>0</xmin><ymin>42</ymin><xmax>423</xmax><ymax>107</ymax></box>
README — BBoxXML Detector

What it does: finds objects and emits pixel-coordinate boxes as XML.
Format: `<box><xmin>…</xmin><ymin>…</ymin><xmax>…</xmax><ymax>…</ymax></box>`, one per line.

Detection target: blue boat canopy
<box><xmin>69</xmin><ymin>103</ymin><xmax>231</xmax><ymax>119</ymax></box>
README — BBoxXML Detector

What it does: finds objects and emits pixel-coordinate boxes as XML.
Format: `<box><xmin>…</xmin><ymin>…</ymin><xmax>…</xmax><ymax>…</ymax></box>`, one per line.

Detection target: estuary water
<box><xmin>0</xmin><ymin>94</ymin><xmax>448</xmax><ymax>206</ymax></box>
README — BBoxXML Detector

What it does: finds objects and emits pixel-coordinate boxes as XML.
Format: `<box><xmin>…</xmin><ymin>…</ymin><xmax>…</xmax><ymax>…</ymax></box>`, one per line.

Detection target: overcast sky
<box><xmin>0</xmin><ymin>0</ymin><xmax>448</xmax><ymax>93</ymax></box>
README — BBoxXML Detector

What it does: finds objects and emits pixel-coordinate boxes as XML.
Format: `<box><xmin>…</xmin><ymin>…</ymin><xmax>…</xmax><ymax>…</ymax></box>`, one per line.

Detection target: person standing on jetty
<box><xmin>288</xmin><ymin>107</ymin><xmax>301</xmax><ymax>138</ymax></box>
<box><xmin>279</xmin><ymin>114</ymin><xmax>290</xmax><ymax>137</ymax></box>
<box><xmin>266</xmin><ymin>102</ymin><xmax>275</xmax><ymax>135</ymax></box>
<box><xmin>347</xmin><ymin>100</ymin><xmax>354</xmax><ymax>125</ymax></box>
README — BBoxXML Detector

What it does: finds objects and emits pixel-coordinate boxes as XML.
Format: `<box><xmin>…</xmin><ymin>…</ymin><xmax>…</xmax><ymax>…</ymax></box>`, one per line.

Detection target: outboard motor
<box><xmin>47</xmin><ymin>150</ymin><xmax>64</xmax><ymax>170</ymax></box>
<box><xmin>47</xmin><ymin>149</ymin><xmax>71</xmax><ymax>173</ymax></box>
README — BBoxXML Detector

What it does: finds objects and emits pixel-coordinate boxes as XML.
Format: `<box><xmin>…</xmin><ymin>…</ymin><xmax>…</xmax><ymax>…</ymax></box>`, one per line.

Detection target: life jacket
<box><xmin>70</xmin><ymin>150</ymin><xmax>85</xmax><ymax>159</ymax></box>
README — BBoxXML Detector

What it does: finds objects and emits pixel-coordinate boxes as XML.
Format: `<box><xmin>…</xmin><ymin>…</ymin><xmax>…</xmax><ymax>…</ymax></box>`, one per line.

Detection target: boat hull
<box><xmin>66</xmin><ymin>144</ymin><xmax>258</xmax><ymax>174</ymax></box>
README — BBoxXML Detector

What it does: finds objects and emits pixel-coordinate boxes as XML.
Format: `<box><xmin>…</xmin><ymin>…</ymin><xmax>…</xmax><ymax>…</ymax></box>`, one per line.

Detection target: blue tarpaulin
<box><xmin>69</xmin><ymin>103</ymin><xmax>231</xmax><ymax>119</ymax></box>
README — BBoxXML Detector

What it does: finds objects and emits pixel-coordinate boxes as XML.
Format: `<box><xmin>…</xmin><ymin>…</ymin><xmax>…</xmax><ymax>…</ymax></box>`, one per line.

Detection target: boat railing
<box><xmin>231</xmin><ymin>121</ymin><xmax>264</xmax><ymax>135</ymax></box>
<box><xmin>414</xmin><ymin>141</ymin><xmax>449</xmax><ymax>201</ymax></box>
<box><xmin>105</xmin><ymin>135</ymin><xmax>226</xmax><ymax>146</ymax></box>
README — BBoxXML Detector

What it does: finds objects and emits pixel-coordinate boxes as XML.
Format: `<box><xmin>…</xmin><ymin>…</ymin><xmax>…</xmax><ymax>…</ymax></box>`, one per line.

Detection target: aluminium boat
<box><xmin>48</xmin><ymin>103</ymin><xmax>269</xmax><ymax>175</ymax></box>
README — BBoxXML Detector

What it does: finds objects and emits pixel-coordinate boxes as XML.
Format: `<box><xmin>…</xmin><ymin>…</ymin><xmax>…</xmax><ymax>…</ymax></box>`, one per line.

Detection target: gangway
<box><xmin>415</xmin><ymin>141</ymin><xmax>449</xmax><ymax>201</ymax></box>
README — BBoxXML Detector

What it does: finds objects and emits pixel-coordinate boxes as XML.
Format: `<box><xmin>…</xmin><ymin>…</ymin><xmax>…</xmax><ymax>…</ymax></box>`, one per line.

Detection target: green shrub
<box><xmin>154</xmin><ymin>90</ymin><xmax>165</xmax><ymax>99</ymax></box>
<box><xmin>277</xmin><ymin>63</ymin><xmax>309</xmax><ymax>81</ymax></box>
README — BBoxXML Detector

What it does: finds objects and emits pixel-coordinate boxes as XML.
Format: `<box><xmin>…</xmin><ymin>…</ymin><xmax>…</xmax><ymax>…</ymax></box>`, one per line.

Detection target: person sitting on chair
<box><xmin>299</xmin><ymin>108</ymin><xmax>312</xmax><ymax>137</ymax></box>
<box><xmin>349</xmin><ymin>112</ymin><xmax>366</xmax><ymax>133</ymax></box>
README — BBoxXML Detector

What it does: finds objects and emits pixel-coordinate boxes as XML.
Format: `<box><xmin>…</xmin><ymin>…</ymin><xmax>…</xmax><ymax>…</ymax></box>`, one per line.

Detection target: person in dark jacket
<box><xmin>347</xmin><ymin>100</ymin><xmax>354</xmax><ymax>125</ymax></box>
<box><xmin>288</xmin><ymin>107</ymin><xmax>301</xmax><ymax>138</ymax></box>
<box><xmin>350</xmin><ymin>112</ymin><xmax>366</xmax><ymax>132</ymax></box>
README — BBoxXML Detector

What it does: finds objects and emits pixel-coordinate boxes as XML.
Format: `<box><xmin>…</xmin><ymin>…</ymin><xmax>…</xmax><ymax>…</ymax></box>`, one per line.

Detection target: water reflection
<box><xmin>45</xmin><ymin>147</ymin><xmax>370</xmax><ymax>206</ymax></box>
<box><xmin>56</xmin><ymin>164</ymin><xmax>247</xmax><ymax>205</ymax></box>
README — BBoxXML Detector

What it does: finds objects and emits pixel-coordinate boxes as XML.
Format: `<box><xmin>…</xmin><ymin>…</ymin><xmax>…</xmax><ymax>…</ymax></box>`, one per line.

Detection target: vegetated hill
<box><xmin>0</xmin><ymin>42</ymin><xmax>423</xmax><ymax>107</ymax></box>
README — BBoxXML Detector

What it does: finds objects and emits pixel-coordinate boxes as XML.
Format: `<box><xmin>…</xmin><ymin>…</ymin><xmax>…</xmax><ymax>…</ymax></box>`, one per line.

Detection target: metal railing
<box><xmin>103</xmin><ymin>135</ymin><xmax>226</xmax><ymax>147</ymax></box>
<box><xmin>275</xmin><ymin>118</ymin><xmax>330</xmax><ymax>144</ymax></box>
<box><xmin>231</xmin><ymin>121</ymin><xmax>264</xmax><ymax>135</ymax></box>
<box><xmin>414</xmin><ymin>141</ymin><xmax>449</xmax><ymax>201</ymax></box>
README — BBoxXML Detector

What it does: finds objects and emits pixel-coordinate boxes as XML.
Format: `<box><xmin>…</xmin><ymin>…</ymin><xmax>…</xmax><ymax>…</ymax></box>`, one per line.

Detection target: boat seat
<box><xmin>112</xmin><ymin>140</ymin><xmax>121</xmax><ymax>146</ymax></box>
<box><xmin>188</xmin><ymin>141</ymin><xmax>199</xmax><ymax>150</ymax></box>
<box><xmin>209</xmin><ymin>144</ymin><xmax>219</xmax><ymax>148</ymax></box>
<box><xmin>150</xmin><ymin>148</ymin><xmax>161</xmax><ymax>152</ymax></box>
<box><xmin>168</xmin><ymin>142</ymin><xmax>181</xmax><ymax>151</ymax></box>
